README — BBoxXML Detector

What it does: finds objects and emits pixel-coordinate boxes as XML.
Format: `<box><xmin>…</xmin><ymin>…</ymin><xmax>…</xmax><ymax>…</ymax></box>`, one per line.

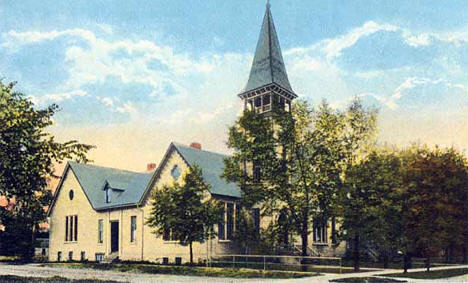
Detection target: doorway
<box><xmin>110</xmin><ymin>221</ymin><xmax>119</xmax><ymax>253</ymax></box>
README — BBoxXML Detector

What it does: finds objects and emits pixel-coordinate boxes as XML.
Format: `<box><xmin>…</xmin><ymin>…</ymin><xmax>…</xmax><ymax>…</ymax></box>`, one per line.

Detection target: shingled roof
<box><xmin>49</xmin><ymin>142</ymin><xmax>241</xmax><ymax>214</ymax></box>
<box><xmin>68</xmin><ymin>162</ymin><xmax>153</xmax><ymax>210</ymax></box>
<box><xmin>242</xmin><ymin>3</ymin><xmax>293</xmax><ymax>94</ymax></box>
<box><xmin>172</xmin><ymin>143</ymin><xmax>241</xmax><ymax>198</ymax></box>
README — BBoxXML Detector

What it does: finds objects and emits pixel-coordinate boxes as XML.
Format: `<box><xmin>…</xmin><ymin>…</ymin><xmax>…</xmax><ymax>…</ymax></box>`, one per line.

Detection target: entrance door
<box><xmin>110</xmin><ymin>221</ymin><xmax>119</xmax><ymax>253</ymax></box>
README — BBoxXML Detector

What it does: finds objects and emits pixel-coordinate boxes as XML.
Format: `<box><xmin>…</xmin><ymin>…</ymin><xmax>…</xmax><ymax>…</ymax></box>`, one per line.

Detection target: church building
<box><xmin>47</xmin><ymin>3</ymin><xmax>343</xmax><ymax>263</ymax></box>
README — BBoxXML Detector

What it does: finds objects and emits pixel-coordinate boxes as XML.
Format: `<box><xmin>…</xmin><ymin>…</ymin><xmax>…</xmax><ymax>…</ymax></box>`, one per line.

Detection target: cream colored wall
<box><xmin>49</xmin><ymin>169</ymin><xmax>106</xmax><ymax>261</ymax></box>
<box><xmin>140</xmin><ymin>149</ymin><xmax>234</xmax><ymax>263</ymax></box>
<box><xmin>49</xmin><ymin>169</ymin><xmax>146</xmax><ymax>262</ymax></box>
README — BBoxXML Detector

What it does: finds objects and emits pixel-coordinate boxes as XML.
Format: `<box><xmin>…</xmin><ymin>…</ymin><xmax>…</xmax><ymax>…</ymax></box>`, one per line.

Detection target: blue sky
<box><xmin>1</xmin><ymin>0</ymin><xmax>468</xmax><ymax>170</ymax></box>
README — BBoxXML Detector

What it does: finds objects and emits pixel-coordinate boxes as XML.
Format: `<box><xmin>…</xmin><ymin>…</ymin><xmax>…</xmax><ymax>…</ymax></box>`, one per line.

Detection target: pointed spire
<box><xmin>241</xmin><ymin>3</ymin><xmax>294</xmax><ymax>94</ymax></box>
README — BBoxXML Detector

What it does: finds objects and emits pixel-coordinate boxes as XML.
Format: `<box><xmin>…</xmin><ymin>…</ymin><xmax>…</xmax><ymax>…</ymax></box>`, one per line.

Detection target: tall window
<box><xmin>65</xmin><ymin>215</ymin><xmax>78</xmax><ymax>242</ymax></box>
<box><xmin>313</xmin><ymin>219</ymin><xmax>328</xmax><ymax>244</ymax></box>
<box><xmin>98</xmin><ymin>219</ymin><xmax>104</xmax><ymax>243</ymax></box>
<box><xmin>218</xmin><ymin>202</ymin><xmax>236</xmax><ymax>241</ymax></box>
<box><xmin>163</xmin><ymin>227</ymin><xmax>176</xmax><ymax>241</ymax></box>
<box><xmin>130</xmin><ymin>216</ymin><xmax>137</xmax><ymax>242</ymax></box>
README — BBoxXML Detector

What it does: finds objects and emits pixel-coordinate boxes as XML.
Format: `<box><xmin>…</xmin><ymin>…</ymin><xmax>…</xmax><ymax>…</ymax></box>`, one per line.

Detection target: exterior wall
<box><xmin>49</xmin><ymin>170</ymin><xmax>106</xmax><ymax>261</ymax></box>
<box><xmin>140</xmin><ymin>149</ymin><xmax>236</xmax><ymax>263</ymax></box>
<box><xmin>49</xmin><ymin>150</ymin><xmax>344</xmax><ymax>264</ymax></box>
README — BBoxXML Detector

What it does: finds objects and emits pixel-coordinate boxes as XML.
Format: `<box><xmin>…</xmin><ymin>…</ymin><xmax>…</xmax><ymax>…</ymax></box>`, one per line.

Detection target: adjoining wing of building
<box><xmin>47</xmin><ymin>3</ymin><xmax>346</xmax><ymax>263</ymax></box>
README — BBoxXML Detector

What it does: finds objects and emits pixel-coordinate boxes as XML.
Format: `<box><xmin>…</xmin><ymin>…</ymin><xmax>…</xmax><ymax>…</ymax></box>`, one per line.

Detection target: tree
<box><xmin>400</xmin><ymin>145</ymin><xmax>468</xmax><ymax>271</ymax></box>
<box><xmin>146</xmin><ymin>165</ymin><xmax>221</xmax><ymax>264</ymax></box>
<box><xmin>0</xmin><ymin>81</ymin><xmax>93</xmax><ymax>260</ymax></box>
<box><xmin>223</xmin><ymin>99</ymin><xmax>377</xmax><ymax>256</ymax></box>
<box><xmin>339</xmin><ymin>148</ymin><xmax>403</xmax><ymax>271</ymax></box>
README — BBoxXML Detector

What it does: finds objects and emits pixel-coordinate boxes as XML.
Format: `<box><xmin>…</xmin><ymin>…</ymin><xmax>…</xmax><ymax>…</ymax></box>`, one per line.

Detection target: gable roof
<box><xmin>49</xmin><ymin>142</ymin><xmax>241</xmax><ymax>215</ymax></box>
<box><xmin>241</xmin><ymin>3</ymin><xmax>294</xmax><ymax>94</ymax></box>
<box><xmin>48</xmin><ymin>162</ymin><xmax>153</xmax><ymax>215</ymax></box>
<box><xmin>68</xmin><ymin>162</ymin><xmax>153</xmax><ymax>210</ymax></box>
<box><xmin>172</xmin><ymin>143</ymin><xmax>241</xmax><ymax>198</ymax></box>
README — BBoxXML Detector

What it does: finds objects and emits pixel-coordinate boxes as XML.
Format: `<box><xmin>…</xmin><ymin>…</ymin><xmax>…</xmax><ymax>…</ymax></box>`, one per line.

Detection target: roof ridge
<box><xmin>172</xmin><ymin>142</ymin><xmax>230</xmax><ymax>158</ymax></box>
<box><xmin>68</xmin><ymin>161</ymin><xmax>151</xmax><ymax>175</ymax></box>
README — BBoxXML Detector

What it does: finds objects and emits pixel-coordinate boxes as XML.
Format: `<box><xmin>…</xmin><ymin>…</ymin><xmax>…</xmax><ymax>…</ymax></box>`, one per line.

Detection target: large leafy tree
<box><xmin>223</xmin><ymin>99</ymin><xmax>377</xmax><ymax>256</ymax></box>
<box><xmin>400</xmin><ymin>145</ymin><xmax>468</xmax><ymax>270</ymax></box>
<box><xmin>0</xmin><ymin>81</ymin><xmax>93</xmax><ymax>260</ymax></box>
<box><xmin>146</xmin><ymin>165</ymin><xmax>221</xmax><ymax>264</ymax></box>
<box><xmin>339</xmin><ymin>148</ymin><xmax>403</xmax><ymax>271</ymax></box>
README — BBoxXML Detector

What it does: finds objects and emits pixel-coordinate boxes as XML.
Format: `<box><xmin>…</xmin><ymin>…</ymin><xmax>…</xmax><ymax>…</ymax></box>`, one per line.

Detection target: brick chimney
<box><xmin>190</xmin><ymin>142</ymin><xmax>202</xmax><ymax>150</ymax></box>
<box><xmin>147</xmin><ymin>163</ymin><xmax>157</xmax><ymax>171</ymax></box>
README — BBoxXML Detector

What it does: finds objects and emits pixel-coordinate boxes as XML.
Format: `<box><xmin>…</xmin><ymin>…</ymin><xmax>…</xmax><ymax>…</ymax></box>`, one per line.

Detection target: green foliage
<box><xmin>399</xmin><ymin>145</ymin><xmax>468</xmax><ymax>262</ymax></box>
<box><xmin>339</xmin><ymin>148</ymin><xmax>403</xmax><ymax>270</ymax></box>
<box><xmin>0</xmin><ymin>81</ymin><xmax>93</xmax><ymax>260</ymax></box>
<box><xmin>384</xmin><ymin>268</ymin><xmax>468</xmax><ymax>279</ymax></box>
<box><xmin>51</xmin><ymin>262</ymin><xmax>315</xmax><ymax>278</ymax></box>
<box><xmin>146</xmin><ymin>165</ymin><xmax>221</xmax><ymax>264</ymax></box>
<box><xmin>223</xmin><ymin>99</ymin><xmax>377</xmax><ymax>255</ymax></box>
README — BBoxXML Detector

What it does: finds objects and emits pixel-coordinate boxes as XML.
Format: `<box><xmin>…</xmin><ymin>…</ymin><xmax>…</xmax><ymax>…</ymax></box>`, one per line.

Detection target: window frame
<box><xmin>130</xmin><ymin>216</ymin><xmax>137</xmax><ymax>243</ymax></box>
<box><xmin>98</xmin><ymin>219</ymin><xmax>104</xmax><ymax>244</ymax></box>
<box><xmin>218</xmin><ymin>201</ymin><xmax>237</xmax><ymax>241</ymax></box>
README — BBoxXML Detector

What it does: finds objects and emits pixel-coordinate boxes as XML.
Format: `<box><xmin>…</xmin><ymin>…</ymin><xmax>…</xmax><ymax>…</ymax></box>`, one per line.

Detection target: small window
<box><xmin>263</xmin><ymin>94</ymin><xmax>271</xmax><ymax>105</ymax></box>
<box><xmin>69</xmin><ymin>189</ymin><xmax>74</xmax><ymax>200</ymax></box>
<box><xmin>162</xmin><ymin>257</ymin><xmax>169</xmax><ymax>265</ymax></box>
<box><xmin>313</xmin><ymin>219</ymin><xmax>328</xmax><ymax>244</ymax></box>
<box><xmin>57</xmin><ymin>251</ymin><xmax>62</xmax><ymax>262</ymax></box>
<box><xmin>95</xmin><ymin>253</ymin><xmax>105</xmax><ymax>262</ymax></box>
<box><xmin>80</xmin><ymin>251</ymin><xmax>85</xmax><ymax>261</ymax></box>
<box><xmin>68</xmin><ymin>251</ymin><xmax>73</xmax><ymax>261</ymax></box>
<box><xmin>105</xmin><ymin>187</ymin><xmax>112</xmax><ymax>203</ymax></box>
<box><xmin>171</xmin><ymin>165</ymin><xmax>181</xmax><ymax>180</ymax></box>
<box><xmin>130</xmin><ymin>216</ymin><xmax>137</xmax><ymax>242</ymax></box>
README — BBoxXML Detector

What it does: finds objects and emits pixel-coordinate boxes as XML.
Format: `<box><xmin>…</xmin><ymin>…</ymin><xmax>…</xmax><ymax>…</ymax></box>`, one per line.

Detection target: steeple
<box><xmin>239</xmin><ymin>2</ymin><xmax>297</xmax><ymax>114</ymax></box>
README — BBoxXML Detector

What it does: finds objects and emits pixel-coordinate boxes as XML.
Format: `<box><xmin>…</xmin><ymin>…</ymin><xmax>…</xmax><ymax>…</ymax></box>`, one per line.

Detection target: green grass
<box><xmin>47</xmin><ymin>262</ymin><xmax>317</xmax><ymax>279</ymax></box>
<box><xmin>383</xmin><ymin>268</ymin><xmax>468</xmax><ymax>279</ymax></box>
<box><xmin>210</xmin><ymin>262</ymin><xmax>363</xmax><ymax>273</ymax></box>
<box><xmin>0</xmin><ymin>275</ymin><xmax>122</xmax><ymax>283</ymax></box>
<box><xmin>330</xmin><ymin>277</ymin><xmax>406</xmax><ymax>283</ymax></box>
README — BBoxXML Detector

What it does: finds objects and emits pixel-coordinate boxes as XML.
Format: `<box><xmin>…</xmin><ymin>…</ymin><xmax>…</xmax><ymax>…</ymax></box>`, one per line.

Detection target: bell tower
<box><xmin>238</xmin><ymin>2</ymin><xmax>297</xmax><ymax>114</ymax></box>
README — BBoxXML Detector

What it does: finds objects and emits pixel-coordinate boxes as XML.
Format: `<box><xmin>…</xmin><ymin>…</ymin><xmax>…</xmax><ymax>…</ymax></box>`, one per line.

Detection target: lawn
<box><xmin>47</xmin><ymin>262</ymin><xmax>317</xmax><ymax>279</ymax></box>
<box><xmin>330</xmin><ymin>277</ymin><xmax>406</xmax><ymax>283</ymax></box>
<box><xmin>0</xmin><ymin>275</ymin><xmax>122</xmax><ymax>283</ymax></box>
<box><xmin>383</xmin><ymin>268</ymin><xmax>468</xmax><ymax>279</ymax></box>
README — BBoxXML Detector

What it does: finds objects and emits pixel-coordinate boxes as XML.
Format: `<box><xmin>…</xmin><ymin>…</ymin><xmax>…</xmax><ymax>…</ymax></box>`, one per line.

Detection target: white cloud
<box><xmin>31</xmin><ymin>90</ymin><xmax>89</xmax><ymax>105</ymax></box>
<box><xmin>115</xmin><ymin>101</ymin><xmax>136</xmax><ymax>114</ymax></box>
<box><xmin>321</xmin><ymin>21</ymin><xmax>399</xmax><ymax>59</ymax></box>
<box><xmin>2</xmin><ymin>29</ymin><xmax>96</xmax><ymax>49</ymax></box>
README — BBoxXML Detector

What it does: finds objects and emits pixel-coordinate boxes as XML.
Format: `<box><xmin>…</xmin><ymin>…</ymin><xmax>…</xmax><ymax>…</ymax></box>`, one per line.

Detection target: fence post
<box><xmin>233</xmin><ymin>255</ymin><xmax>235</xmax><ymax>269</ymax></box>
<box><xmin>263</xmin><ymin>256</ymin><xmax>266</xmax><ymax>271</ymax></box>
<box><xmin>340</xmin><ymin>258</ymin><xmax>342</xmax><ymax>274</ymax></box>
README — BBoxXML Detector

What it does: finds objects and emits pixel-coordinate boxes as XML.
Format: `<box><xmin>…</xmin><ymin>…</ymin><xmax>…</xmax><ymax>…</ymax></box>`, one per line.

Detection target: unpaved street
<box><xmin>0</xmin><ymin>263</ymin><xmax>467</xmax><ymax>282</ymax></box>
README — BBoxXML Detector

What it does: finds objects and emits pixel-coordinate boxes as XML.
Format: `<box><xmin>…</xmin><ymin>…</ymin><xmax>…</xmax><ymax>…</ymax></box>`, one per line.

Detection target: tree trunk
<box><xmin>383</xmin><ymin>252</ymin><xmax>389</xmax><ymax>269</ymax></box>
<box><xmin>189</xmin><ymin>241</ymin><xmax>193</xmax><ymax>265</ymax></box>
<box><xmin>353</xmin><ymin>234</ymin><xmax>360</xmax><ymax>272</ymax></box>
<box><xmin>463</xmin><ymin>246</ymin><xmax>467</xmax><ymax>263</ymax></box>
<box><xmin>403</xmin><ymin>253</ymin><xmax>409</xmax><ymax>273</ymax></box>
<box><xmin>425</xmin><ymin>257</ymin><xmax>431</xmax><ymax>272</ymax></box>
<box><xmin>301</xmin><ymin>223</ymin><xmax>308</xmax><ymax>257</ymax></box>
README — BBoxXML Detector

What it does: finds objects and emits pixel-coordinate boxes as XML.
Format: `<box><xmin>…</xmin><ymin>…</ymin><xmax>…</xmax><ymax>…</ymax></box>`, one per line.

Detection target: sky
<box><xmin>1</xmin><ymin>0</ymin><xmax>468</xmax><ymax>172</ymax></box>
